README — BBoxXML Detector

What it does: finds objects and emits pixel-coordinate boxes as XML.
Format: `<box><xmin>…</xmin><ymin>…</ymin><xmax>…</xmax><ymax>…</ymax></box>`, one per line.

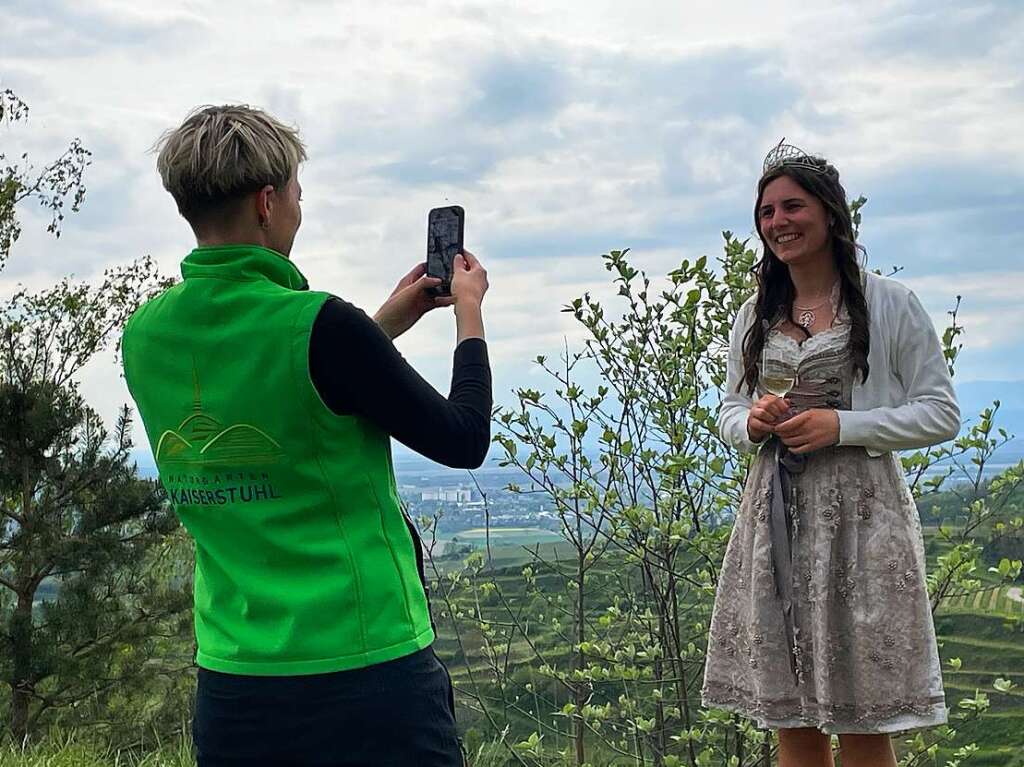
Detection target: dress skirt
<box><xmin>701</xmin><ymin>440</ymin><xmax>948</xmax><ymax>734</ymax></box>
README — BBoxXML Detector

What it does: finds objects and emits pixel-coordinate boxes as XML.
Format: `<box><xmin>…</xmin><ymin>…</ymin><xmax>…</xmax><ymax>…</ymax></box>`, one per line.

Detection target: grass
<box><xmin>430</xmin><ymin>536</ymin><xmax>579</xmax><ymax>573</ymax></box>
<box><xmin>927</xmin><ymin>609</ymin><xmax>1024</xmax><ymax>765</ymax></box>
<box><xmin>939</xmin><ymin>585</ymin><xmax>1024</xmax><ymax>618</ymax></box>
<box><xmin>447</xmin><ymin>527</ymin><xmax>560</xmax><ymax>537</ymax></box>
<box><xmin>5</xmin><ymin>527</ymin><xmax>1023</xmax><ymax>766</ymax></box>
<box><xmin>0</xmin><ymin>731</ymin><xmax>193</xmax><ymax>767</ymax></box>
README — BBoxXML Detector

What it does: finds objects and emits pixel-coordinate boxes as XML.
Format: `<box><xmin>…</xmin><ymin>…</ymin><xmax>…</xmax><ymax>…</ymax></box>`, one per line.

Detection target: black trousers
<box><xmin>193</xmin><ymin>646</ymin><xmax>464</xmax><ymax>766</ymax></box>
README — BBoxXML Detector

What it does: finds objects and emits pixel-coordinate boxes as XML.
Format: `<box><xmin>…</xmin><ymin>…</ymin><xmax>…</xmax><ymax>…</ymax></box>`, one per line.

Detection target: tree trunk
<box><xmin>663</xmin><ymin>570</ymin><xmax>697</xmax><ymax>767</ymax></box>
<box><xmin>574</xmin><ymin>559</ymin><xmax>586</xmax><ymax>767</ymax></box>
<box><xmin>653</xmin><ymin>602</ymin><xmax>667</xmax><ymax>767</ymax></box>
<box><xmin>9</xmin><ymin>468</ymin><xmax>36</xmax><ymax>742</ymax></box>
<box><xmin>653</xmin><ymin>668</ymin><xmax>666</xmax><ymax>767</ymax></box>
<box><xmin>10</xmin><ymin>589</ymin><xmax>34</xmax><ymax>743</ymax></box>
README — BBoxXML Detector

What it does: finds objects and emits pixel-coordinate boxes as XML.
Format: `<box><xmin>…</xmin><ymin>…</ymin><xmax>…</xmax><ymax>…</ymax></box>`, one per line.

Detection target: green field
<box><xmin>440</xmin><ymin>527</ymin><xmax>565</xmax><ymax>544</ymax></box>
<box><xmin>931</xmin><ymin>610</ymin><xmax>1024</xmax><ymax>767</ymax></box>
<box><xmin>940</xmin><ymin>586</ymin><xmax>1024</xmax><ymax>618</ymax></box>
<box><xmin>927</xmin><ymin>529</ymin><xmax>1024</xmax><ymax>765</ymax></box>
<box><xmin>432</xmin><ymin>526</ymin><xmax>1024</xmax><ymax>765</ymax></box>
<box><xmin>3</xmin><ymin>526</ymin><xmax>1022</xmax><ymax>765</ymax></box>
<box><xmin>431</xmin><ymin>527</ymin><xmax>575</xmax><ymax>573</ymax></box>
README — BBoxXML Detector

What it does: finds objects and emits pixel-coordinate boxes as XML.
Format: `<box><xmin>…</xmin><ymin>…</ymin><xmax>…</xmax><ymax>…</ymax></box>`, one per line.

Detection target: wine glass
<box><xmin>761</xmin><ymin>343</ymin><xmax>798</xmax><ymax>399</ymax></box>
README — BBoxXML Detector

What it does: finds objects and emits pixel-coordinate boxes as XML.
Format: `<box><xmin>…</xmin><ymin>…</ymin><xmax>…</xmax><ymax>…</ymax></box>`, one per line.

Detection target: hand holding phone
<box><xmin>373</xmin><ymin>261</ymin><xmax>453</xmax><ymax>340</ymax></box>
<box><xmin>451</xmin><ymin>250</ymin><xmax>488</xmax><ymax>307</ymax></box>
<box><xmin>451</xmin><ymin>250</ymin><xmax>487</xmax><ymax>343</ymax></box>
<box><xmin>426</xmin><ymin>205</ymin><xmax>464</xmax><ymax>296</ymax></box>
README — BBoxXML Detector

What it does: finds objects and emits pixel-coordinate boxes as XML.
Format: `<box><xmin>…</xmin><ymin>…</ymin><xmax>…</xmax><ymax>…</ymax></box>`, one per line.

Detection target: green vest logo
<box><xmin>155</xmin><ymin>365</ymin><xmax>285</xmax><ymax>508</ymax></box>
<box><xmin>155</xmin><ymin>364</ymin><xmax>284</xmax><ymax>467</ymax></box>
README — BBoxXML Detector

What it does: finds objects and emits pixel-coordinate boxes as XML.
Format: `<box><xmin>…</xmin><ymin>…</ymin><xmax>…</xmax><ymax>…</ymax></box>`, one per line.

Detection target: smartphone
<box><xmin>426</xmin><ymin>205</ymin><xmax>464</xmax><ymax>297</ymax></box>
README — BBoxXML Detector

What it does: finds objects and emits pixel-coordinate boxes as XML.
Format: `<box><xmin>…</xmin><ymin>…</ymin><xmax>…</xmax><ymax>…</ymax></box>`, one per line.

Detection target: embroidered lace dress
<box><xmin>700</xmin><ymin>320</ymin><xmax>948</xmax><ymax>734</ymax></box>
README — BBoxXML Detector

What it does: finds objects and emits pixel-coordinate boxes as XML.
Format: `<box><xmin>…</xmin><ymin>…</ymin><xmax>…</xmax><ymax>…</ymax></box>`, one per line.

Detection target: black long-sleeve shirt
<box><xmin>308</xmin><ymin>297</ymin><xmax>491</xmax><ymax>468</ymax></box>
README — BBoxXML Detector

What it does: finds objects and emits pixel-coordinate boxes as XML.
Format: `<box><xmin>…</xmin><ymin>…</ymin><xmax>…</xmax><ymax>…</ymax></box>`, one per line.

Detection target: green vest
<box><xmin>122</xmin><ymin>244</ymin><xmax>434</xmax><ymax>675</ymax></box>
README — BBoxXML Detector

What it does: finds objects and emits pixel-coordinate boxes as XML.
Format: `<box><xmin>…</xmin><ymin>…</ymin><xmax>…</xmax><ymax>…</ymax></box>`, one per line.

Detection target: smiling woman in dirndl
<box><xmin>700</xmin><ymin>142</ymin><xmax>960</xmax><ymax>767</ymax></box>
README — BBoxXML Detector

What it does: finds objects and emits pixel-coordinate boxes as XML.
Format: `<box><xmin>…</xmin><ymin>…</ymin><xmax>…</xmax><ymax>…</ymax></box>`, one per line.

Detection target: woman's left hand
<box><xmin>772</xmin><ymin>408</ymin><xmax>840</xmax><ymax>454</ymax></box>
<box><xmin>373</xmin><ymin>262</ymin><xmax>456</xmax><ymax>340</ymax></box>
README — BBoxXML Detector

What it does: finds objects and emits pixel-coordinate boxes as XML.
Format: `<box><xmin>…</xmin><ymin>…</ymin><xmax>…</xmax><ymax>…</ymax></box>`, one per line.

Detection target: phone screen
<box><xmin>426</xmin><ymin>206</ymin><xmax>464</xmax><ymax>296</ymax></box>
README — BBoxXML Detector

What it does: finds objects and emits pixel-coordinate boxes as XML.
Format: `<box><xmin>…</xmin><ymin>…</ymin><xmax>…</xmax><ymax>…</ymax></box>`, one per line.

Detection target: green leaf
<box><xmin>994</xmin><ymin>678</ymin><xmax>1015</xmax><ymax>693</ymax></box>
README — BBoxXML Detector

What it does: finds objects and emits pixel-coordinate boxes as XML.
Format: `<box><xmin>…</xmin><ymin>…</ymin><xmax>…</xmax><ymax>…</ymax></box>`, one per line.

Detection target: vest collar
<box><xmin>181</xmin><ymin>244</ymin><xmax>309</xmax><ymax>291</ymax></box>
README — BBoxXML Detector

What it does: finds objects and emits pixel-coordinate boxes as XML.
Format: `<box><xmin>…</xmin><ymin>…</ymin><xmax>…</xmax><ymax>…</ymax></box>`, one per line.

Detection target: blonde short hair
<box><xmin>155</xmin><ymin>104</ymin><xmax>307</xmax><ymax>224</ymax></box>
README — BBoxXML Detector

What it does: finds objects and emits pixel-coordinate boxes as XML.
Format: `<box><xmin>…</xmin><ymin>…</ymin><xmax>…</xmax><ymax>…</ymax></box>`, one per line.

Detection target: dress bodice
<box><xmin>758</xmin><ymin>323</ymin><xmax>854</xmax><ymax>412</ymax></box>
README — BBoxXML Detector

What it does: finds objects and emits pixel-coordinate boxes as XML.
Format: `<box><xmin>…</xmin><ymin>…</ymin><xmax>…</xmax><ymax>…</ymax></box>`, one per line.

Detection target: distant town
<box><xmin>394</xmin><ymin>457</ymin><xmax>559</xmax><ymax>537</ymax></box>
<box><xmin>133</xmin><ymin>432</ymin><xmax>1022</xmax><ymax>543</ymax></box>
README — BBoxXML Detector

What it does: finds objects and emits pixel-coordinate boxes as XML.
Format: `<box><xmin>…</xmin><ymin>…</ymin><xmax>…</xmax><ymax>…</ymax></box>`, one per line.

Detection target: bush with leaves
<box><xmin>0</xmin><ymin>89</ymin><xmax>190</xmax><ymax>747</ymax></box>
<box><xmin>428</xmin><ymin>201</ymin><xmax>1022</xmax><ymax>766</ymax></box>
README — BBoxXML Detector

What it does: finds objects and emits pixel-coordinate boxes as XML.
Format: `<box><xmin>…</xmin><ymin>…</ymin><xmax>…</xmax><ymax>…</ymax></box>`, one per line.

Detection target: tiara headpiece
<box><xmin>762</xmin><ymin>138</ymin><xmax>826</xmax><ymax>176</ymax></box>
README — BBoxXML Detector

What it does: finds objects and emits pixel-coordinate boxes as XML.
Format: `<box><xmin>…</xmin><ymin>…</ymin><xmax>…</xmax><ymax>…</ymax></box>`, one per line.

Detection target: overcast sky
<box><xmin>2</xmin><ymin>0</ymin><xmax>1022</xmax><ymax>465</ymax></box>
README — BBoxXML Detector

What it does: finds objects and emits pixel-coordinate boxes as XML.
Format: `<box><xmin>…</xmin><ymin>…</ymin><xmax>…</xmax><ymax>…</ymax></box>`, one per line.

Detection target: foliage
<box><xmin>0</xmin><ymin>728</ymin><xmax>195</xmax><ymax>767</ymax></box>
<box><xmin>915</xmin><ymin>393</ymin><xmax>1024</xmax><ymax>617</ymax></box>
<box><xmin>0</xmin><ymin>88</ymin><xmax>1020</xmax><ymax>767</ymax></box>
<box><xmin>425</xmin><ymin>208</ymin><xmax>1023</xmax><ymax>765</ymax></box>
<box><xmin>0</xmin><ymin>89</ymin><xmax>189</xmax><ymax>746</ymax></box>
<box><xmin>0</xmin><ymin>88</ymin><xmax>90</xmax><ymax>273</ymax></box>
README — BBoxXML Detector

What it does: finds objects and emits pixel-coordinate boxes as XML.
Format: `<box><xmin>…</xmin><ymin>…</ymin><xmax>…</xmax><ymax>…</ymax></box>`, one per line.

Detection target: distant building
<box><xmin>421</xmin><ymin>486</ymin><xmax>476</xmax><ymax>503</ymax></box>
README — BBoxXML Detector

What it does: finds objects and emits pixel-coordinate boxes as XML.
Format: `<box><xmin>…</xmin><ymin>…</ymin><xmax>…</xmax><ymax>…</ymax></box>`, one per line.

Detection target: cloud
<box><xmin>606</xmin><ymin>48</ymin><xmax>800</xmax><ymax>124</ymax></box>
<box><xmin>864</xmin><ymin>1</ymin><xmax>1020</xmax><ymax>62</ymax></box>
<box><xmin>3</xmin><ymin>0</ymin><xmax>207</xmax><ymax>59</ymax></box>
<box><xmin>855</xmin><ymin>162</ymin><xmax>1024</xmax><ymax>274</ymax></box>
<box><xmin>1</xmin><ymin>0</ymin><xmax>1022</xmax><ymax>453</ymax></box>
<box><xmin>899</xmin><ymin>270</ymin><xmax>1024</xmax><ymax>358</ymax></box>
<box><xmin>863</xmin><ymin>163</ymin><xmax>1024</xmax><ymax>218</ymax></box>
<box><xmin>469</xmin><ymin>51</ymin><xmax>568</xmax><ymax>125</ymax></box>
<box><xmin>371</xmin><ymin>143</ymin><xmax>501</xmax><ymax>186</ymax></box>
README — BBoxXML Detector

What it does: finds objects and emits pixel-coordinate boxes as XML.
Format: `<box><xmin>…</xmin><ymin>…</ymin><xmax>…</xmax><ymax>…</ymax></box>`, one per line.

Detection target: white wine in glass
<box><xmin>761</xmin><ymin>345</ymin><xmax>797</xmax><ymax>397</ymax></box>
<box><xmin>761</xmin><ymin>374</ymin><xmax>796</xmax><ymax>397</ymax></box>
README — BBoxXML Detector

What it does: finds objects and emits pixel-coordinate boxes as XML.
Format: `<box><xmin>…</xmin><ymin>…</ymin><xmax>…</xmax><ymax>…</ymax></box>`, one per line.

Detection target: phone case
<box><xmin>426</xmin><ymin>206</ymin><xmax>464</xmax><ymax>297</ymax></box>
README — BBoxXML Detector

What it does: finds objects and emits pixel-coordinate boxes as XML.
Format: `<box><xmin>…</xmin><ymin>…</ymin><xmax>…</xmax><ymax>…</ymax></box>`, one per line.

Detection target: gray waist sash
<box><xmin>758</xmin><ymin>338</ymin><xmax>852</xmax><ymax>685</ymax></box>
<box><xmin>768</xmin><ymin>437</ymin><xmax>806</xmax><ymax>685</ymax></box>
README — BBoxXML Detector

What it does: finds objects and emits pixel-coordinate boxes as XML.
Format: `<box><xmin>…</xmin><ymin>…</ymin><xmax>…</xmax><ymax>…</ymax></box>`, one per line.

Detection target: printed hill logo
<box><xmin>155</xmin><ymin>364</ymin><xmax>285</xmax><ymax>509</ymax></box>
<box><xmin>155</xmin><ymin>364</ymin><xmax>284</xmax><ymax>467</ymax></box>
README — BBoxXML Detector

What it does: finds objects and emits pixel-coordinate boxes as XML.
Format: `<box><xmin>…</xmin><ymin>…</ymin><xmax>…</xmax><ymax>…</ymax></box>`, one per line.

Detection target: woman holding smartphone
<box><xmin>123</xmin><ymin>104</ymin><xmax>488</xmax><ymax>766</ymax></box>
<box><xmin>701</xmin><ymin>141</ymin><xmax>959</xmax><ymax>767</ymax></box>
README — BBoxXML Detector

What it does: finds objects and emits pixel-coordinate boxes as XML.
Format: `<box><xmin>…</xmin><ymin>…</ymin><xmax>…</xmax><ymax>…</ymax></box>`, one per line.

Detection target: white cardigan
<box><xmin>719</xmin><ymin>270</ymin><xmax>961</xmax><ymax>457</ymax></box>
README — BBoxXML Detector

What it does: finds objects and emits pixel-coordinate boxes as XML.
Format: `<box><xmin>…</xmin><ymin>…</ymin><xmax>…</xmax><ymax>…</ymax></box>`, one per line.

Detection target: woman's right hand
<box><xmin>451</xmin><ymin>250</ymin><xmax>488</xmax><ymax>307</ymax></box>
<box><xmin>747</xmin><ymin>394</ymin><xmax>790</xmax><ymax>443</ymax></box>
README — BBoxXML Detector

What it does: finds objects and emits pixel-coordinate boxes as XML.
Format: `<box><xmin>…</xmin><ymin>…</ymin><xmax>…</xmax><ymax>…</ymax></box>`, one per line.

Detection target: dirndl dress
<box><xmin>700</xmin><ymin>325</ymin><xmax>948</xmax><ymax>734</ymax></box>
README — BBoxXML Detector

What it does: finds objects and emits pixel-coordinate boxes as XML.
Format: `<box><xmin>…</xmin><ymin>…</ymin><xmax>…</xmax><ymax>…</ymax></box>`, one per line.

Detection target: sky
<box><xmin>2</xmin><ymin>0</ymin><xmax>1022</xmax><ymax>466</ymax></box>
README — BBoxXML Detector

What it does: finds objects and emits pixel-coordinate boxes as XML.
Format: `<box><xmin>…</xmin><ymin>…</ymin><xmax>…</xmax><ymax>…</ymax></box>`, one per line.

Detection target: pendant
<box><xmin>797</xmin><ymin>309</ymin><xmax>815</xmax><ymax>328</ymax></box>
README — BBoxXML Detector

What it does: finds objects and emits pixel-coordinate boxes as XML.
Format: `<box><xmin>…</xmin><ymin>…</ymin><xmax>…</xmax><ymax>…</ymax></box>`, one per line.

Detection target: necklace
<box><xmin>793</xmin><ymin>283</ymin><xmax>838</xmax><ymax>329</ymax></box>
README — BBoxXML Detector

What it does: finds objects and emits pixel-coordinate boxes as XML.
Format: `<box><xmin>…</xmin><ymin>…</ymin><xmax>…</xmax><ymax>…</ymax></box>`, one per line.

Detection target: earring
<box><xmin>259</xmin><ymin>218</ymin><xmax>270</xmax><ymax>230</ymax></box>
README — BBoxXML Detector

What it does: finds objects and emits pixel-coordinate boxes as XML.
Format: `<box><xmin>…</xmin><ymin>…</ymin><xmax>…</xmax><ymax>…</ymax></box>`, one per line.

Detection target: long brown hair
<box><xmin>740</xmin><ymin>156</ymin><xmax>870</xmax><ymax>394</ymax></box>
